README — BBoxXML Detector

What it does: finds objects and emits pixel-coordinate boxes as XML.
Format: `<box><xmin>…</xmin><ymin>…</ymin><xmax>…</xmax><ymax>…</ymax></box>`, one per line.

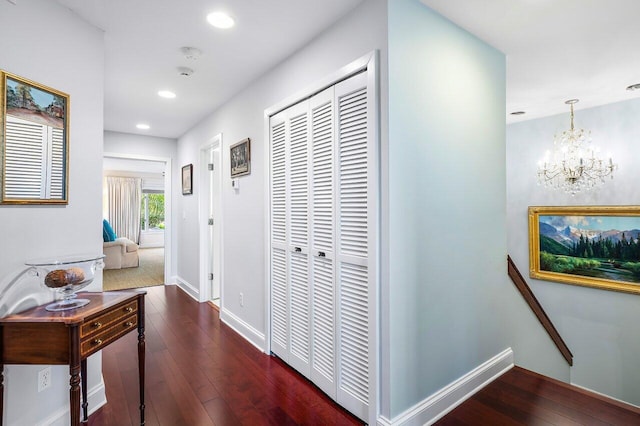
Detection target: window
<box><xmin>140</xmin><ymin>192</ymin><xmax>164</xmax><ymax>231</ymax></box>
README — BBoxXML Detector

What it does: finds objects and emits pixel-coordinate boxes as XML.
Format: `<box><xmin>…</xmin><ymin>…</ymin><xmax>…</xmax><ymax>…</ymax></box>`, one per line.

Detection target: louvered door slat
<box><xmin>271</xmin><ymin>247</ymin><xmax>288</xmax><ymax>355</ymax></box>
<box><xmin>270</xmin><ymin>115</ymin><xmax>288</xmax><ymax>361</ymax></box>
<box><xmin>339</xmin><ymin>262</ymin><xmax>369</xmax><ymax>404</ymax></box>
<box><xmin>271</xmin><ymin>122</ymin><xmax>287</xmax><ymax>244</ymax></box>
<box><xmin>312</xmin><ymin>257</ymin><xmax>334</xmax><ymax>383</ymax></box>
<box><xmin>335</xmin><ymin>72</ymin><xmax>371</xmax><ymax>422</ymax></box>
<box><xmin>289</xmin><ymin>251</ymin><xmax>309</xmax><ymax>373</ymax></box>
<box><xmin>286</xmin><ymin>102</ymin><xmax>311</xmax><ymax>376</ymax></box>
<box><xmin>289</xmin><ymin>112</ymin><xmax>309</xmax><ymax>248</ymax></box>
<box><xmin>310</xmin><ymin>88</ymin><xmax>336</xmax><ymax>398</ymax></box>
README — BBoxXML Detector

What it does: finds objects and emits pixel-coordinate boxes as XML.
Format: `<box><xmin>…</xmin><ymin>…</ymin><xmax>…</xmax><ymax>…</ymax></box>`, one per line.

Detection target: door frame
<box><xmin>198</xmin><ymin>134</ymin><xmax>223</xmax><ymax>303</ymax></box>
<box><xmin>103</xmin><ymin>152</ymin><xmax>173</xmax><ymax>284</ymax></box>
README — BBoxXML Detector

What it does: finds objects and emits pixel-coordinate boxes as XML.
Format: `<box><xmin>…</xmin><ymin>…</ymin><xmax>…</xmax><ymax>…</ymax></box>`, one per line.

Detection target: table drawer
<box><xmin>81</xmin><ymin>300</ymin><xmax>138</xmax><ymax>338</ymax></box>
<box><xmin>81</xmin><ymin>314</ymin><xmax>138</xmax><ymax>357</ymax></box>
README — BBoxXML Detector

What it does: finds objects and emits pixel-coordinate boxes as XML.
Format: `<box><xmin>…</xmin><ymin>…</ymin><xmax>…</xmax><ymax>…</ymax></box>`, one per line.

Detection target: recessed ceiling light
<box><xmin>158</xmin><ymin>90</ymin><xmax>176</xmax><ymax>99</ymax></box>
<box><xmin>510</xmin><ymin>111</ymin><xmax>526</xmax><ymax>115</ymax></box>
<box><xmin>207</xmin><ymin>12</ymin><xmax>235</xmax><ymax>29</ymax></box>
<box><xmin>626</xmin><ymin>83</ymin><xmax>640</xmax><ymax>91</ymax></box>
<box><xmin>136</xmin><ymin>123</ymin><xmax>150</xmax><ymax>130</ymax></box>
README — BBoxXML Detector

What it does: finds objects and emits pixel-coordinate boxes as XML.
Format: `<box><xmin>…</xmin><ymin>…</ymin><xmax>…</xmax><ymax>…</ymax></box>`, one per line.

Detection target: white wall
<box><xmin>386</xmin><ymin>0</ymin><xmax>570</xmax><ymax>419</ymax></box>
<box><xmin>176</xmin><ymin>0</ymin><xmax>387</xmax><ymax>344</ymax></box>
<box><xmin>507</xmin><ymin>98</ymin><xmax>640</xmax><ymax>406</ymax></box>
<box><xmin>0</xmin><ymin>1</ymin><xmax>105</xmax><ymax>424</ymax></box>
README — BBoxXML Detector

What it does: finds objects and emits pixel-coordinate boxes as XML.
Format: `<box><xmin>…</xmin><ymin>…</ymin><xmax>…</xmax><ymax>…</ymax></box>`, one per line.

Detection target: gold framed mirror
<box><xmin>1</xmin><ymin>71</ymin><xmax>69</xmax><ymax>204</ymax></box>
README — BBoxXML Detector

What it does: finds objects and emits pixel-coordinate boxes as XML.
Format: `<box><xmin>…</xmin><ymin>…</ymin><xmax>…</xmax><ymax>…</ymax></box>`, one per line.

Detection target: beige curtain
<box><xmin>107</xmin><ymin>176</ymin><xmax>142</xmax><ymax>243</ymax></box>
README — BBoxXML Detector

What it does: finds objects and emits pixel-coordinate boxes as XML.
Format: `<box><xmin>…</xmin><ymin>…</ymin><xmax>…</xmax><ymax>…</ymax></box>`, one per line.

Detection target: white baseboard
<box><xmin>174</xmin><ymin>276</ymin><xmax>200</xmax><ymax>301</ymax></box>
<box><xmin>220</xmin><ymin>307</ymin><xmax>266</xmax><ymax>353</ymax></box>
<box><xmin>36</xmin><ymin>379</ymin><xmax>106</xmax><ymax>426</ymax></box>
<box><xmin>570</xmin><ymin>383</ymin><xmax>640</xmax><ymax>409</ymax></box>
<box><xmin>378</xmin><ymin>348</ymin><xmax>514</xmax><ymax>426</ymax></box>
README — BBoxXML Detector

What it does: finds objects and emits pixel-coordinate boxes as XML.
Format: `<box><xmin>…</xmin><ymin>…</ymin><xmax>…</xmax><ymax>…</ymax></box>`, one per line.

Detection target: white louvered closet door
<box><xmin>334</xmin><ymin>71</ymin><xmax>373</xmax><ymax>421</ymax></box>
<box><xmin>309</xmin><ymin>87</ymin><xmax>336</xmax><ymax>398</ymax></box>
<box><xmin>286</xmin><ymin>101</ymin><xmax>312</xmax><ymax>376</ymax></box>
<box><xmin>269</xmin><ymin>110</ymin><xmax>289</xmax><ymax>361</ymax></box>
<box><xmin>269</xmin><ymin>68</ymin><xmax>375</xmax><ymax>424</ymax></box>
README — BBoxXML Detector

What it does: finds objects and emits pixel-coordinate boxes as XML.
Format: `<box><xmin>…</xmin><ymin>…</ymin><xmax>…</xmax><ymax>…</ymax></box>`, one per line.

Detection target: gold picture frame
<box><xmin>1</xmin><ymin>70</ymin><xmax>70</xmax><ymax>204</ymax></box>
<box><xmin>529</xmin><ymin>205</ymin><xmax>640</xmax><ymax>295</ymax></box>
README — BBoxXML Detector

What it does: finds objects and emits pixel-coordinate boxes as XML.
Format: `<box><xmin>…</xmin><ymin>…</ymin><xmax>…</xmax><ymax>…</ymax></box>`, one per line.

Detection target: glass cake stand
<box><xmin>25</xmin><ymin>254</ymin><xmax>105</xmax><ymax>312</ymax></box>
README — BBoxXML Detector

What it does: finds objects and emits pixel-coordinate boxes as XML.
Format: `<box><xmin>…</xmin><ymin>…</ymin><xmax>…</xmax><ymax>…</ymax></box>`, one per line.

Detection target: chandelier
<box><xmin>537</xmin><ymin>99</ymin><xmax>616</xmax><ymax>195</ymax></box>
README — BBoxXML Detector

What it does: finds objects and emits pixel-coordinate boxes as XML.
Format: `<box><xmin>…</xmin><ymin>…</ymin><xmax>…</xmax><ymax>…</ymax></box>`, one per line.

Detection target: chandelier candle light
<box><xmin>537</xmin><ymin>99</ymin><xmax>617</xmax><ymax>195</ymax></box>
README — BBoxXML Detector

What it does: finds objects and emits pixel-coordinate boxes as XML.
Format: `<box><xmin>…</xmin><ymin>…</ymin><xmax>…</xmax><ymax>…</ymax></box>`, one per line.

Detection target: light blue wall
<box><xmin>507</xmin><ymin>98</ymin><xmax>640</xmax><ymax>406</ymax></box>
<box><xmin>387</xmin><ymin>0</ymin><xmax>569</xmax><ymax>417</ymax></box>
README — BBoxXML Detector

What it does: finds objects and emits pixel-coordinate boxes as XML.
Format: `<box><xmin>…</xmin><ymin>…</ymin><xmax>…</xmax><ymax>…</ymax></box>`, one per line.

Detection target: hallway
<box><xmin>89</xmin><ymin>285</ymin><xmax>362</xmax><ymax>425</ymax></box>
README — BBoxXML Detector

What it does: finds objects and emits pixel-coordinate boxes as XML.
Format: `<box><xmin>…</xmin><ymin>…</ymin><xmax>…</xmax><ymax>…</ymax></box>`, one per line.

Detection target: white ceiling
<box><xmin>54</xmin><ymin>0</ymin><xmax>640</xmax><ymax>137</ymax></box>
<box><xmin>55</xmin><ymin>0</ymin><xmax>364</xmax><ymax>138</ymax></box>
<box><xmin>420</xmin><ymin>0</ymin><xmax>640</xmax><ymax>123</ymax></box>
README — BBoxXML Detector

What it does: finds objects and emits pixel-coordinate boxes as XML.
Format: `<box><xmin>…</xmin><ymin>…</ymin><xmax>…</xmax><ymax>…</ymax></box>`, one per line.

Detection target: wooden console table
<box><xmin>0</xmin><ymin>291</ymin><xmax>145</xmax><ymax>426</ymax></box>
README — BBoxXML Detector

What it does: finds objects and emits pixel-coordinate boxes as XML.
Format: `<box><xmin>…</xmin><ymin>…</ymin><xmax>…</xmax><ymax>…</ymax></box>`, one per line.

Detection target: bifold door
<box><xmin>269</xmin><ymin>69</ymin><xmax>375</xmax><ymax>422</ymax></box>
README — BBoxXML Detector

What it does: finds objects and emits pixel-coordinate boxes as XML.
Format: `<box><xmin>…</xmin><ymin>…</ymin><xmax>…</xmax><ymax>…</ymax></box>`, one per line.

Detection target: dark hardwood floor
<box><xmin>89</xmin><ymin>285</ymin><xmax>640</xmax><ymax>426</ymax></box>
<box><xmin>435</xmin><ymin>366</ymin><xmax>640</xmax><ymax>426</ymax></box>
<box><xmin>88</xmin><ymin>285</ymin><xmax>363</xmax><ymax>426</ymax></box>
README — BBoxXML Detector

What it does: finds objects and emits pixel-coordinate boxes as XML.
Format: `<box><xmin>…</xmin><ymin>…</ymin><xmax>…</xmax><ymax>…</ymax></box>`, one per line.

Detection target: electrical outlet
<box><xmin>239</xmin><ymin>292</ymin><xmax>244</xmax><ymax>307</ymax></box>
<box><xmin>38</xmin><ymin>367</ymin><xmax>51</xmax><ymax>392</ymax></box>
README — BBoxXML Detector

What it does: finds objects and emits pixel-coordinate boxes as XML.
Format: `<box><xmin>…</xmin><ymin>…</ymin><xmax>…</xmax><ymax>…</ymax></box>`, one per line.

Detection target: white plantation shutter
<box><xmin>49</xmin><ymin>127</ymin><xmax>65</xmax><ymax>199</ymax></box>
<box><xmin>4</xmin><ymin>116</ymin><xmax>46</xmax><ymax>199</ymax></box>
<box><xmin>270</xmin><ymin>114</ymin><xmax>288</xmax><ymax>360</ymax></box>
<box><xmin>310</xmin><ymin>87</ymin><xmax>336</xmax><ymax>397</ymax></box>
<box><xmin>269</xmin><ymin>66</ymin><xmax>376</xmax><ymax>423</ymax></box>
<box><xmin>335</xmin><ymin>72</ymin><xmax>371</xmax><ymax>420</ymax></box>
<box><xmin>3</xmin><ymin>115</ymin><xmax>65</xmax><ymax>200</ymax></box>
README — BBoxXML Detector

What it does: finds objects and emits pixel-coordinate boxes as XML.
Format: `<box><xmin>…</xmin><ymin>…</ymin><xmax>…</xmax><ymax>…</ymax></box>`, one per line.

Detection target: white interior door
<box><xmin>309</xmin><ymin>86</ymin><xmax>337</xmax><ymax>399</ymax></box>
<box><xmin>334</xmin><ymin>71</ymin><xmax>372</xmax><ymax>421</ymax></box>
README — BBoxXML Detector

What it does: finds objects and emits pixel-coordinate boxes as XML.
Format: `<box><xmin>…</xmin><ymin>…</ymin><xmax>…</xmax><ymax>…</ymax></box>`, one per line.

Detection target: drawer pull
<box><xmin>92</xmin><ymin>322</ymin><xmax>102</xmax><ymax>329</ymax></box>
<box><xmin>124</xmin><ymin>306</ymin><xmax>134</xmax><ymax>313</ymax></box>
<box><xmin>92</xmin><ymin>339</ymin><xmax>103</xmax><ymax>346</ymax></box>
<box><xmin>124</xmin><ymin>321</ymin><xmax>133</xmax><ymax>328</ymax></box>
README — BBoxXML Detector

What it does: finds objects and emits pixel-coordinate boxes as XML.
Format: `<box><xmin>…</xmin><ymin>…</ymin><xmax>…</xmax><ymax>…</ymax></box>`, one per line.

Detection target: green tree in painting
<box><xmin>6</xmin><ymin>86</ymin><xmax>18</xmax><ymax>108</ymax></box>
<box><xmin>15</xmin><ymin>83</ymin><xmax>34</xmax><ymax>108</ymax></box>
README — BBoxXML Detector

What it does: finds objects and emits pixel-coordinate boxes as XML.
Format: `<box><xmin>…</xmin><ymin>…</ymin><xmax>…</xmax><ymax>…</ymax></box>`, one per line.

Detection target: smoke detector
<box><xmin>177</xmin><ymin>67</ymin><xmax>194</xmax><ymax>77</ymax></box>
<box><xmin>180</xmin><ymin>46</ymin><xmax>202</xmax><ymax>61</ymax></box>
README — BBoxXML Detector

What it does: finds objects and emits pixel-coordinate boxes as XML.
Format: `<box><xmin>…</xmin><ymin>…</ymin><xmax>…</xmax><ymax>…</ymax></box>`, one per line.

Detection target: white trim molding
<box><xmin>378</xmin><ymin>348</ymin><xmax>514</xmax><ymax>426</ymax></box>
<box><xmin>175</xmin><ymin>276</ymin><xmax>200</xmax><ymax>301</ymax></box>
<box><xmin>220</xmin><ymin>308</ymin><xmax>266</xmax><ymax>353</ymax></box>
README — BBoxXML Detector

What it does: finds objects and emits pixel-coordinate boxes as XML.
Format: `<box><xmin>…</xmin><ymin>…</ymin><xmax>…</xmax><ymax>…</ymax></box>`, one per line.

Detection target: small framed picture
<box><xmin>182</xmin><ymin>164</ymin><xmax>193</xmax><ymax>195</ymax></box>
<box><xmin>230</xmin><ymin>138</ymin><xmax>251</xmax><ymax>177</ymax></box>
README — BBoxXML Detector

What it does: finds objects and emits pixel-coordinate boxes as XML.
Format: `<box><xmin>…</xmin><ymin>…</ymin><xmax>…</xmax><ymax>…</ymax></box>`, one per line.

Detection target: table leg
<box><xmin>138</xmin><ymin>296</ymin><xmax>146</xmax><ymax>425</ymax></box>
<box><xmin>0</xmin><ymin>363</ymin><xmax>4</xmax><ymax>426</ymax></box>
<box><xmin>70</xmin><ymin>326</ymin><xmax>80</xmax><ymax>426</ymax></box>
<box><xmin>81</xmin><ymin>359</ymin><xmax>88</xmax><ymax>423</ymax></box>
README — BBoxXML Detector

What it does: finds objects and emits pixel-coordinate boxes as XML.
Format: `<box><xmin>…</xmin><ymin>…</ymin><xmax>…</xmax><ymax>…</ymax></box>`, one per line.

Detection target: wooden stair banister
<box><xmin>507</xmin><ymin>255</ymin><xmax>573</xmax><ymax>366</ymax></box>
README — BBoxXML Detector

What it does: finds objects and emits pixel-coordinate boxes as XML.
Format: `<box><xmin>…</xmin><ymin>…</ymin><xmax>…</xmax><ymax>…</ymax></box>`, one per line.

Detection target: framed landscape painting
<box><xmin>529</xmin><ymin>206</ymin><xmax>640</xmax><ymax>294</ymax></box>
